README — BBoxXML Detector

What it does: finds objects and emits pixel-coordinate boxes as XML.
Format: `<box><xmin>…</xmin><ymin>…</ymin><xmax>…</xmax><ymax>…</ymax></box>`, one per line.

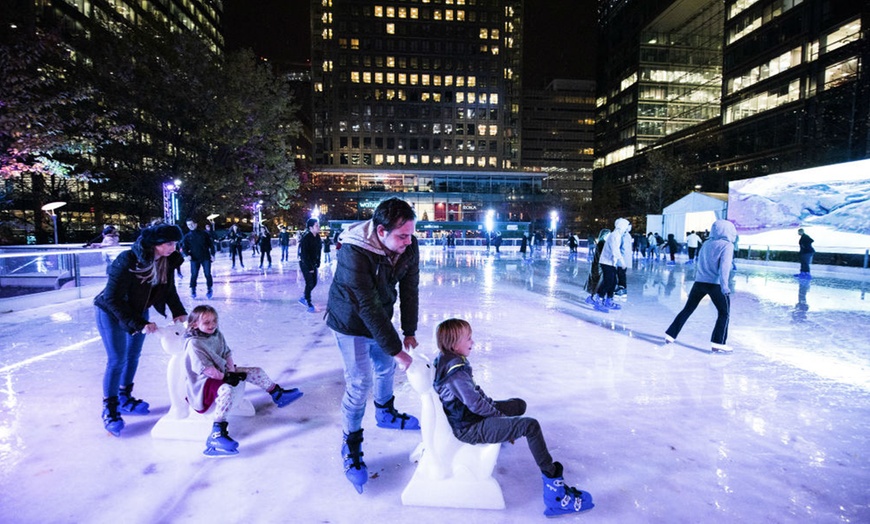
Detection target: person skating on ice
<box><xmin>298</xmin><ymin>218</ymin><xmax>322</xmax><ymax>312</ymax></box>
<box><xmin>183</xmin><ymin>305</ymin><xmax>303</xmax><ymax>456</ymax></box>
<box><xmin>326</xmin><ymin>197</ymin><xmax>421</xmax><ymax>493</ymax></box>
<box><xmin>433</xmin><ymin>318</ymin><xmax>594</xmax><ymax>517</ymax></box>
<box><xmin>664</xmin><ymin>219</ymin><xmax>737</xmax><ymax>353</ymax></box>
<box><xmin>795</xmin><ymin>228</ymin><xmax>815</xmax><ymax>279</ymax></box>
<box><xmin>94</xmin><ymin>223</ymin><xmax>187</xmax><ymax>436</ymax></box>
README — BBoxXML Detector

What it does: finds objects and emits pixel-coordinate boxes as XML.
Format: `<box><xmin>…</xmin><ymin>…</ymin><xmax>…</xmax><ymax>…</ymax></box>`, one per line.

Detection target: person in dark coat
<box><xmin>226</xmin><ymin>224</ymin><xmax>246</xmax><ymax>269</ymax></box>
<box><xmin>297</xmin><ymin>219</ymin><xmax>322</xmax><ymax>310</ymax></box>
<box><xmin>94</xmin><ymin>223</ymin><xmax>187</xmax><ymax>436</ymax></box>
<box><xmin>325</xmin><ymin>197</ymin><xmax>420</xmax><ymax>493</ymax></box>
<box><xmin>181</xmin><ymin>218</ymin><xmax>216</xmax><ymax>298</ymax></box>
<box><xmin>795</xmin><ymin>228</ymin><xmax>815</xmax><ymax>278</ymax></box>
<box><xmin>258</xmin><ymin>227</ymin><xmax>273</xmax><ymax>268</ymax></box>
<box><xmin>666</xmin><ymin>233</ymin><xmax>679</xmax><ymax>265</ymax></box>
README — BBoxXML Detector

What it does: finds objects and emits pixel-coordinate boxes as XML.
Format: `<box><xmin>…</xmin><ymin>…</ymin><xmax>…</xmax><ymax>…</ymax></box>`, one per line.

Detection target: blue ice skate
<box><xmin>374</xmin><ymin>396</ymin><xmax>420</xmax><ymax>430</ymax></box>
<box><xmin>542</xmin><ymin>462</ymin><xmax>594</xmax><ymax>517</ymax></box>
<box><xmin>342</xmin><ymin>430</ymin><xmax>368</xmax><ymax>493</ymax></box>
<box><xmin>270</xmin><ymin>385</ymin><xmax>303</xmax><ymax>407</ymax></box>
<box><xmin>203</xmin><ymin>421</ymin><xmax>239</xmax><ymax>457</ymax></box>
<box><xmin>102</xmin><ymin>397</ymin><xmax>125</xmax><ymax>437</ymax></box>
<box><xmin>118</xmin><ymin>383</ymin><xmax>150</xmax><ymax>415</ymax></box>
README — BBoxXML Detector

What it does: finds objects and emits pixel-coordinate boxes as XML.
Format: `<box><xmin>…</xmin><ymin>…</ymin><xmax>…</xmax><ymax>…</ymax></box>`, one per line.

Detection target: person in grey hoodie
<box><xmin>664</xmin><ymin>219</ymin><xmax>737</xmax><ymax>353</ymax></box>
<box><xmin>325</xmin><ymin>197</ymin><xmax>421</xmax><ymax>493</ymax></box>
<box><xmin>592</xmin><ymin>217</ymin><xmax>630</xmax><ymax>311</ymax></box>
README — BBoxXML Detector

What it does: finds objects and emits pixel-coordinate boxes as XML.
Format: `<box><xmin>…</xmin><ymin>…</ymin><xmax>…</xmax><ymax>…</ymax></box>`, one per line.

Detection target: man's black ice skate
<box><xmin>102</xmin><ymin>397</ymin><xmax>125</xmax><ymax>437</ymax></box>
<box><xmin>204</xmin><ymin>421</ymin><xmax>239</xmax><ymax>457</ymax></box>
<box><xmin>342</xmin><ymin>429</ymin><xmax>368</xmax><ymax>493</ymax></box>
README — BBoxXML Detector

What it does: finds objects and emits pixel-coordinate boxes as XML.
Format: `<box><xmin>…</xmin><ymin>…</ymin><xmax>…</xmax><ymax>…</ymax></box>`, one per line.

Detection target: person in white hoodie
<box><xmin>591</xmin><ymin>218</ymin><xmax>630</xmax><ymax>311</ymax></box>
<box><xmin>615</xmin><ymin>222</ymin><xmax>633</xmax><ymax>296</ymax></box>
<box><xmin>664</xmin><ymin>219</ymin><xmax>736</xmax><ymax>353</ymax></box>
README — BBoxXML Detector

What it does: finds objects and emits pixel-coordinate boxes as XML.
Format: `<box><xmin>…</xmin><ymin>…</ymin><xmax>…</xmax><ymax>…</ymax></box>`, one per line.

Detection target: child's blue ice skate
<box><xmin>374</xmin><ymin>396</ymin><xmax>420</xmax><ymax>430</ymax></box>
<box><xmin>270</xmin><ymin>385</ymin><xmax>303</xmax><ymax>407</ymax></box>
<box><xmin>204</xmin><ymin>421</ymin><xmax>239</xmax><ymax>457</ymax></box>
<box><xmin>102</xmin><ymin>397</ymin><xmax>125</xmax><ymax>437</ymax></box>
<box><xmin>342</xmin><ymin>429</ymin><xmax>368</xmax><ymax>493</ymax></box>
<box><xmin>118</xmin><ymin>384</ymin><xmax>150</xmax><ymax>415</ymax></box>
<box><xmin>542</xmin><ymin>462</ymin><xmax>594</xmax><ymax>517</ymax></box>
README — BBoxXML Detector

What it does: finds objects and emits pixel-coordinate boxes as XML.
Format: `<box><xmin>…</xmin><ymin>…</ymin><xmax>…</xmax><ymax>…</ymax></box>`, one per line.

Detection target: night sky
<box><xmin>223</xmin><ymin>0</ymin><xmax>598</xmax><ymax>86</ymax></box>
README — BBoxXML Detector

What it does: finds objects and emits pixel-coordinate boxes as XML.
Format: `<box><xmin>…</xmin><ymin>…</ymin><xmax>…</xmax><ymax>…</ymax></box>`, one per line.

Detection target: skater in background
<box><xmin>796</xmin><ymin>228</ymin><xmax>815</xmax><ymax>279</ymax></box>
<box><xmin>584</xmin><ymin>228</ymin><xmax>610</xmax><ymax>303</ymax></box>
<box><xmin>184</xmin><ymin>305</ymin><xmax>302</xmax><ymax>456</ymax></box>
<box><xmin>520</xmin><ymin>232</ymin><xmax>528</xmax><ymax>258</ymax></box>
<box><xmin>433</xmin><ymin>318</ymin><xmax>594</xmax><ymax>517</ymax></box>
<box><xmin>298</xmin><ymin>218</ymin><xmax>322</xmax><ymax>312</ymax></box>
<box><xmin>181</xmin><ymin>218</ymin><xmax>215</xmax><ymax>299</ymax></box>
<box><xmin>664</xmin><ymin>219</ymin><xmax>736</xmax><ymax>353</ymax></box>
<box><xmin>326</xmin><ymin>197</ymin><xmax>421</xmax><ymax>493</ymax></box>
<box><xmin>249</xmin><ymin>230</ymin><xmax>259</xmax><ymax>257</ymax></box>
<box><xmin>686</xmin><ymin>230</ymin><xmax>702</xmax><ymax>264</ymax></box>
<box><xmin>323</xmin><ymin>232</ymin><xmax>333</xmax><ymax>263</ymax></box>
<box><xmin>94</xmin><ymin>223</ymin><xmax>188</xmax><ymax>437</ymax></box>
<box><xmin>666</xmin><ymin>233</ymin><xmax>679</xmax><ymax>265</ymax></box>
<box><xmin>258</xmin><ymin>226</ymin><xmax>273</xmax><ymax>268</ymax></box>
<box><xmin>615</xmin><ymin>222</ymin><xmax>633</xmax><ymax>297</ymax></box>
<box><xmin>278</xmin><ymin>226</ymin><xmax>291</xmax><ymax>262</ymax></box>
<box><xmin>226</xmin><ymin>224</ymin><xmax>245</xmax><ymax>269</ymax></box>
<box><xmin>591</xmin><ymin>218</ymin><xmax>630</xmax><ymax>311</ymax></box>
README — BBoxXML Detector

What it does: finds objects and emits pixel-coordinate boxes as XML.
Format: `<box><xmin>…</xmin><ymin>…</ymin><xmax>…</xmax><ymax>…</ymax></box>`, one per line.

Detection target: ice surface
<box><xmin>1</xmin><ymin>247</ymin><xmax>869</xmax><ymax>523</ymax></box>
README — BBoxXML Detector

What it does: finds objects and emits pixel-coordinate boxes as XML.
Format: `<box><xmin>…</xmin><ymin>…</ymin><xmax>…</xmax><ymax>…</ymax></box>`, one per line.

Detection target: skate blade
<box><xmin>203</xmin><ymin>447</ymin><xmax>239</xmax><ymax>457</ymax></box>
<box><xmin>543</xmin><ymin>501</ymin><xmax>595</xmax><ymax>518</ymax></box>
<box><xmin>345</xmin><ymin>472</ymin><xmax>367</xmax><ymax>493</ymax></box>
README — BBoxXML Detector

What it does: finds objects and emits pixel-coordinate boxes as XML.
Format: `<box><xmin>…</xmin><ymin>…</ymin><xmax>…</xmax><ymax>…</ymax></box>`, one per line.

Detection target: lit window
<box><xmin>446</xmin><ymin>10</ymin><xmax>453</xmax><ymax>21</ymax></box>
<box><xmin>422</xmin><ymin>92</ymin><xmax>430</xmax><ymax>101</ymax></box>
<box><xmin>477</xmin><ymin>157</ymin><xmax>486</xmax><ymax>167</ymax></box>
<box><xmin>433</xmin><ymin>75</ymin><xmax>441</xmax><ymax>86</ymax></box>
<box><xmin>467</xmin><ymin>76</ymin><xmax>476</xmax><ymax>87</ymax></box>
<box><xmin>456</xmin><ymin>77</ymin><xmax>465</xmax><ymax>87</ymax></box>
<box><xmin>398</xmin><ymin>89</ymin><xmax>407</xmax><ymax>101</ymax></box>
<box><xmin>387</xmin><ymin>73</ymin><xmax>395</xmax><ymax>84</ymax></box>
<box><xmin>825</xmin><ymin>57</ymin><xmax>859</xmax><ymax>89</ymax></box>
<box><xmin>375</xmin><ymin>154</ymin><xmax>384</xmax><ymax>165</ymax></box>
<box><xmin>433</xmin><ymin>123</ymin><xmax>441</xmax><ymax>134</ymax></box>
<box><xmin>410</xmin><ymin>74</ymin><xmax>418</xmax><ymax>85</ymax></box>
<box><xmin>399</xmin><ymin>154</ymin><xmax>407</xmax><ymax>164</ymax></box>
<box><xmin>455</xmin><ymin>156</ymin><xmax>464</xmax><ymax>165</ymax></box>
<box><xmin>456</xmin><ymin>92</ymin><xmax>465</xmax><ymax>102</ymax></box>
<box><xmin>351</xmin><ymin>71</ymin><xmax>360</xmax><ymax>83</ymax></box>
<box><xmin>479</xmin><ymin>93</ymin><xmax>487</xmax><ymax>104</ymax></box>
<box><xmin>386</xmin><ymin>6</ymin><xmax>395</xmax><ymax>17</ymax></box>
<box><xmin>489</xmin><ymin>157</ymin><xmax>497</xmax><ymax>167</ymax></box>
<box><xmin>399</xmin><ymin>7</ymin><xmax>407</xmax><ymax>18</ymax></box>
<box><xmin>422</xmin><ymin>155</ymin><xmax>430</xmax><ymax>164</ymax></box>
<box><xmin>491</xmin><ymin>46</ymin><xmax>499</xmax><ymax>55</ymax></box>
<box><xmin>374</xmin><ymin>5</ymin><xmax>383</xmax><ymax>17</ymax></box>
<box><xmin>410</xmin><ymin>8</ymin><xmax>418</xmax><ymax>19</ymax></box>
<box><xmin>399</xmin><ymin>73</ymin><xmax>407</xmax><ymax>85</ymax></box>
<box><xmin>445</xmin><ymin>156</ymin><xmax>453</xmax><ymax>165</ymax></box>
<box><xmin>363</xmin><ymin>72</ymin><xmax>372</xmax><ymax>83</ymax></box>
<box><xmin>445</xmin><ymin>75</ymin><xmax>453</xmax><ymax>86</ymax></box>
<box><xmin>457</xmin><ymin>10</ymin><xmax>465</xmax><ymax>21</ymax></box>
<box><xmin>375</xmin><ymin>72</ymin><xmax>384</xmax><ymax>83</ymax></box>
<box><xmin>386</xmin><ymin>23</ymin><xmax>395</xmax><ymax>34</ymax></box>
<box><xmin>351</xmin><ymin>38</ymin><xmax>360</xmax><ymax>49</ymax></box>
<box><xmin>411</xmin><ymin>155</ymin><xmax>419</xmax><ymax>164</ymax></box>
<box><xmin>480</xmin><ymin>45</ymin><xmax>489</xmax><ymax>52</ymax></box>
<box><xmin>314</xmin><ymin>82</ymin><xmax>324</xmax><ymax>92</ymax></box>
<box><xmin>434</xmin><ymin>10</ymin><xmax>442</xmax><ymax>20</ymax></box>
<box><xmin>491</xmin><ymin>29</ymin><xmax>499</xmax><ymax>39</ymax></box>
<box><xmin>477</xmin><ymin>124</ymin><xmax>487</xmax><ymax>135</ymax></box>
<box><xmin>480</xmin><ymin>28</ymin><xmax>488</xmax><ymax>39</ymax></box>
<box><xmin>422</xmin><ymin>74</ymin><xmax>430</xmax><ymax>86</ymax></box>
<box><xmin>824</xmin><ymin>19</ymin><xmax>861</xmax><ymax>54</ymax></box>
<box><xmin>386</xmin><ymin>89</ymin><xmax>396</xmax><ymax>100</ymax></box>
<box><xmin>468</xmin><ymin>92</ymin><xmax>476</xmax><ymax>103</ymax></box>
<box><xmin>387</xmin><ymin>56</ymin><xmax>395</xmax><ymax>67</ymax></box>
<box><xmin>387</xmin><ymin>155</ymin><xmax>395</xmax><ymax>164</ymax></box>
<box><xmin>489</xmin><ymin>125</ymin><xmax>498</xmax><ymax>136</ymax></box>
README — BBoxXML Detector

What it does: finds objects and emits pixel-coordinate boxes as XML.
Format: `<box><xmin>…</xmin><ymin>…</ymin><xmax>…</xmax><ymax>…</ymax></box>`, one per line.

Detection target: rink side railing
<box><xmin>1</xmin><ymin>241</ymin><xmax>868</xmax><ymax>311</ymax></box>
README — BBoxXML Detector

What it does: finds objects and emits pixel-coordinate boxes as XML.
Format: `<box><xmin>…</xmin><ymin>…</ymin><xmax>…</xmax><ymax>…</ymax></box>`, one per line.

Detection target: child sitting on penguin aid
<box><xmin>183</xmin><ymin>305</ymin><xmax>303</xmax><ymax>456</ymax></box>
<box><xmin>433</xmin><ymin>318</ymin><xmax>594</xmax><ymax>517</ymax></box>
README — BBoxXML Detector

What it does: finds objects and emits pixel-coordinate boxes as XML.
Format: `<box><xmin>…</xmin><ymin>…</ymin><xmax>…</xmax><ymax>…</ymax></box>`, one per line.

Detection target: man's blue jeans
<box><xmin>95</xmin><ymin>307</ymin><xmax>148</xmax><ymax>398</ymax></box>
<box><xmin>333</xmin><ymin>330</ymin><xmax>396</xmax><ymax>434</ymax></box>
<box><xmin>189</xmin><ymin>258</ymin><xmax>213</xmax><ymax>290</ymax></box>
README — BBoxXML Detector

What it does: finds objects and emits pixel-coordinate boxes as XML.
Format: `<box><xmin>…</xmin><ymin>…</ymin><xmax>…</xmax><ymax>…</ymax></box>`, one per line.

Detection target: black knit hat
<box><xmin>140</xmin><ymin>224</ymin><xmax>183</xmax><ymax>246</ymax></box>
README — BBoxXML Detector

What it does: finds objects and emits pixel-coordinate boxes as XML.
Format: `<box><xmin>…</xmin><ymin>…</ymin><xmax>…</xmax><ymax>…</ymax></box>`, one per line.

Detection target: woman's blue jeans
<box><xmin>333</xmin><ymin>330</ymin><xmax>396</xmax><ymax>434</ymax></box>
<box><xmin>95</xmin><ymin>307</ymin><xmax>148</xmax><ymax>399</ymax></box>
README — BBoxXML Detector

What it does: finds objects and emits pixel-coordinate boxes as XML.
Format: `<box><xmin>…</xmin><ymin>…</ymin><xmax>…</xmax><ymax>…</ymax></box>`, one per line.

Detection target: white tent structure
<box><xmin>647</xmin><ymin>192</ymin><xmax>728</xmax><ymax>241</ymax></box>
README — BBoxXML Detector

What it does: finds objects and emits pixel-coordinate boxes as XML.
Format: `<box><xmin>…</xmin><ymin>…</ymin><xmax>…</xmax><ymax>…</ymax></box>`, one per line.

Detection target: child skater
<box><xmin>184</xmin><ymin>305</ymin><xmax>303</xmax><ymax>456</ymax></box>
<box><xmin>433</xmin><ymin>318</ymin><xmax>594</xmax><ymax>517</ymax></box>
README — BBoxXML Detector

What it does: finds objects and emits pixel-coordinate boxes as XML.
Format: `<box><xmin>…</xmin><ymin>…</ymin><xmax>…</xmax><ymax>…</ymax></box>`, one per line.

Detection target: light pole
<box><xmin>41</xmin><ymin>201</ymin><xmax>67</xmax><ymax>245</ymax></box>
<box><xmin>163</xmin><ymin>179</ymin><xmax>181</xmax><ymax>225</ymax></box>
<box><xmin>484</xmin><ymin>209</ymin><xmax>495</xmax><ymax>252</ymax></box>
<box><xmin>254</xmin><ymin>201</ymin><xmax>264</xmax><ymax>233</ymax></box>
<box><xmin>550</xmin><ymin>210</ymin><xmax>559</xmax><ymax>236</ymax></box>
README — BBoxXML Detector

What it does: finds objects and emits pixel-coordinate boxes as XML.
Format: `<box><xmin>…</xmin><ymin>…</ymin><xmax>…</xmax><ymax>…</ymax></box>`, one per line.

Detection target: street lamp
<box><xmin>484</xmin><ymin>209</ymin><xmax>495</xmax><ymax>252</ymax></box>
<box><xmin>254</xmin><ymin>201</ymin><xmax>264</xmax><ymax>232</ymax></box>
<box><xmin>163</xmin><ymin>179</ymin><xmax>181</xmax><ymax>225</ymax></box>
<box><xmin>550</xmin><ymin>210</ymin><xmax>559</xmax><ymax>235</ymax></box>
<box><xmin>41</xmin><ymin>201</ymin><xmax>67</xmax><ymax>245</ymax></box>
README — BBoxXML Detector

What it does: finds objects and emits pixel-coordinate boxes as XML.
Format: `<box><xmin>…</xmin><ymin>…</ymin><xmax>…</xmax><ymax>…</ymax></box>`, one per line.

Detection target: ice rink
<box><xmin>1</xmin><ymin>245</ymin><xmax>868</xmax><ymax>523</ymax></box>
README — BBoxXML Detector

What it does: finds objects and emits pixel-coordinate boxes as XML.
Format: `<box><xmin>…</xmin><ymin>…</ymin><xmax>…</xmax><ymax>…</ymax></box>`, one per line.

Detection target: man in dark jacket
<box><xmin>297</xmin><ymin>218</ymin><xmax>322</xmax><ymax>311</ymax></box>
<box><xmin>326</xmin><ymin>197</ymin><xmax>420</xmax><ymax>493</ymax></box>
<box><xmin>181</xmin><ymin>218</ymin><xmax>216</xmax><ymax>299</ymax></box>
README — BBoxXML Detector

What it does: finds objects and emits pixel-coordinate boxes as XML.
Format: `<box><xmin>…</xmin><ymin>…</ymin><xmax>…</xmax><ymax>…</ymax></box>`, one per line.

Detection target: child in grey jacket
<box><xmin>432</xmin><ymin>318</ymin><xmax>594</xmax><ymax>517</ymax></box>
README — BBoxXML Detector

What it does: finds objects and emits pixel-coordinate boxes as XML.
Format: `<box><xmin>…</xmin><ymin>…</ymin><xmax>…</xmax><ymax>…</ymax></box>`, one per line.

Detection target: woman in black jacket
<box><xmin>94</xmin><ymin>223</ymin><xmax>187</xmax><ymax>436</ymax></box>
